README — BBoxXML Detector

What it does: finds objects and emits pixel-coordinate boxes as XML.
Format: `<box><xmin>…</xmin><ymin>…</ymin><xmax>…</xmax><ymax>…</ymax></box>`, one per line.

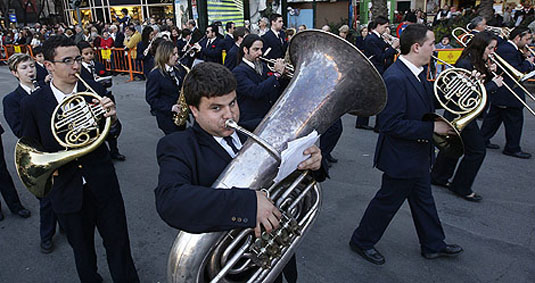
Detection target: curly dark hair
<box><xmin>183</xmin><ymin>62</ymin><xmax>237</xmax><ymax>108</ymax></box>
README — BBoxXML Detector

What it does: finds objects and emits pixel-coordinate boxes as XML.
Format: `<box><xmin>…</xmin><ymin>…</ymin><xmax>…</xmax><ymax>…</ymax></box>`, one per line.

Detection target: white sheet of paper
<box><xmin>274</xmin><ymin>130</ymin><xmax>320</xmax><ymax>184</ymax></box>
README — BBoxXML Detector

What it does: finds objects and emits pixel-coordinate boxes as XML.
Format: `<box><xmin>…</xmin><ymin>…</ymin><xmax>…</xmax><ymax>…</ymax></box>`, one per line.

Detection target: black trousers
<box><xmin>274</xmin><ymin>255</ymin><xmax>297</xmax><ymax>283</ymax></box>
<box><xmin>39</xmin><ymin>196</ymin><xmax>58</xmax><ymax>242</ymax></box>
<box><xmin>480</xmin><ymin>105</ymin><xmax>524</xmax><ymax>153</ymax></box>
<box><xmin>351</xmin><ymin>173</ymin><xmax>446</xmax><ymax>253</ymax></box>
<box><xmin>0</xmin><ymin>136</ymin><xmax>24</xmax><ymax>213</ymax></box>
<box><xmin>56</xmin><ymin>186</ymin><xmax>139</xmax><ymax>283</ymax></box>
<box><xmin>431</xmin><ymin>119</ymin><xmax>486</xmax><ymax>196</ymax></box>
<box><xmin>106</xmin><ymin>137</ymin><xmax>120</xmax><ymax>155</ymax></box>
<box><xmin>320</xmin><ymin>118</ymin><xmax>343</xmax><ymax>156</ymax></box>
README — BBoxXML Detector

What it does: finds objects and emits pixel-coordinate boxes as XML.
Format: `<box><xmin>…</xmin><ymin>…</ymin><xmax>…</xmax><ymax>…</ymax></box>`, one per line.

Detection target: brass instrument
<box><xmin>486</xmin><ymin>26</ymin><xmax>511</xmax><ymax>39</ymax></box>
<box><xmin>451</xmin><ymin>27</ymin><xmax>535</xmax><ymax>117</ymax></box>
<box><xmin>167</xmin><ymin>30</ymin><xmax>387</xmax><ymax>283</ymax></box>
<box><xmin>258</xmin><ymin>57</ymin><xmax>295</xmax><ymax>78</ymax></box>
<box><xmin>178</xmin><ymin>35</ymin><xmax>206</xmax><ymax>62</ymax></box>
<box><xmin>428</xmin><ymin>56</ymin><xmax>487</xmax><ymax>158</ymax></box>
<box><xmin>172</xmin><ymin>63</ymin><xmax>191</xmax><ymax>127</ymax></box>
<box><xmin>382</xmin><ymin>32</ymin><xmax>400</xmax><ymax>50</ymax></box>
<box><xmin>15</xmin><ymin>74</ymin><xmax>112</xmax><ymax>198</ymax></box>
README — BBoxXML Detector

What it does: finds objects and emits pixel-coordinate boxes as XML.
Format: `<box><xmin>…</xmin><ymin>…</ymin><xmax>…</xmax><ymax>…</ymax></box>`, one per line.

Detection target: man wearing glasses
<box><xmin>21</xmin><ymin>35</ymin><xmax>139</xmax><ymax>282</ymax></box>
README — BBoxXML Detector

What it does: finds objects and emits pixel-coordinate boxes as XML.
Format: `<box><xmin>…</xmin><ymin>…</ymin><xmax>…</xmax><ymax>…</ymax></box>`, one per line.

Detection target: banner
<box><xmin>101</xmin><ymin>49</ymin><xmax>111</xmax><ymax>60</ymax></box>
<box><xmin>436</xmin><ymin>49</ymin><xmax>463</xmax><ymax>65</ymax></box>
<box><xmin>14</xmin><ymin>45</ymin><xmax>22</xmax><ymax>53</ymax></box>
<box><xmin>207</xmin><ymin>0</ymin><xmax>244</xmax><ymax>25</ymax></box>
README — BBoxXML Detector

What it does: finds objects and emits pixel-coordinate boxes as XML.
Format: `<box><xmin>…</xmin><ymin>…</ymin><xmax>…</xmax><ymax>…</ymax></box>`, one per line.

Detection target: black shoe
<box><xmin>486</xmin><ymin>143</ymin><xmax>500</xmax><ymax>149</ymax></box>
<box><xmin>355</xmin><ymin>125</ymin><xmax>374</xmax><ymax>130</ymax></box>
<box><xmin>111</xmin><ymin>152</ymin><xmax>126</xmax><ymax>161</ymax></box>
<box><xmin>431</xmin><ymin>180</ymin><xmax>450</xmax><ymax>189</ymax></box>
<box><xmin>349</xmin><ymin>241</ymin><xmax>385</xmax><ymax>265</ymax></box>
<box><xmin>502</xmin><ymin>150</ymin><xmax>531</xmax><ymax>159</ymax></box>
<box><xmin>421</xmin><ymin>244</ymin><xmax>463</xmax><ymax>259</ymax></box>
<box><xmin>40</xmin><ymin>240</ymin><xmax>54</xmax><ymax>254</ymax></box>
<box><xmin>463</xmin><ymin>193</ymin><xmax>483</xmax><ymax>202</ymax></box>
<box><xmin>0</xmin><ymin>210</ymin><xmax>4</xmax><ymax>221</ymax></box>
<box><xmin>326</xmin><ymin>154</ymin><xmax>338</xmax><ymax>163</ymax></box>
<box><xmin>15</xmin><ymin>208</ymin><xmax>31</xmax><ymax>218</ymax></box>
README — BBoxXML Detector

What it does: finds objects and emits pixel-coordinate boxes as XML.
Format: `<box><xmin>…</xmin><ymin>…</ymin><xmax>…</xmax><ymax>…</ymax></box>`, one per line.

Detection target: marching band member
<box><xmin>137</xmin><ymin>25</ymin><xmax>155</xmax><ymax>78</ymax></box>
<box><xmin>232</xmin><ymin>34</ymin><xmax>287</xmax><ymax>130</ymax></box>
<box><xmin>0</xmin><ymin>54</ymin><xmax>32</xmax><ymax>223</ymax></box>
<box><xmin>224</xmin><ymin>26</ymin><xmax>248</xmax><ymax>71</ymax></box>
<box><xmin>146</xmin><ymin>40</ymin><xmax>188</xmax><ymax>134</ymax></box>
<box><xmin>349</xmin><ymin>24</ymin><xmax>462</xmax><ymax>265</ymax></box>
<box><xmin>468</xmin><ymin>16</ymin><xmax>487</xmax><ymax>35</ymax></box>
<box><xmin>154</xmin><ymin>62</ymin><xmax>327</xmax><ymax>283</ymax></box>
<box><xmin>431</xmin><ymin>31</ymin><xmax>504</xmax><ymax>202</ymax></box>
<box><xmin>21</xmin><ymin>35</ymin><xmax>139</xmax><ymax>282</ymax></box>
<box><xmin>480</xmin><ymin>27</ymin><xmax>534</xmax><ymax>159</ymax></box>
<box><xmin>222</xmin><ymin>21</ymin><xmax>236</xmax><ymax>52</ymax></box>
<box><xmin>356</xmin><ymin>16</ymin><xmax>399</xmax><ymax>131</ymax></box>
<box><xmin>78</xmin><ymin>41</ymin><xmax>126</xmax><ymax>161</ymax></box>
<box><xmin>198</xmin><ymin>24</ymin><xmax>223</xmax><ymax>64</ymax></box>
<box><xmin>33</xmin><ymin>46</ymin><xmax>52</xmax><ymax>84</ymax></box>
<box><xmin>187</xmin><ymin>19</ymin><xmax>204</xmax><ymax>43</ymax></box>
<box><xmin>261</xmin><ymin>13</ymin><xmax>288</xmax><ymax>60</ymax></box>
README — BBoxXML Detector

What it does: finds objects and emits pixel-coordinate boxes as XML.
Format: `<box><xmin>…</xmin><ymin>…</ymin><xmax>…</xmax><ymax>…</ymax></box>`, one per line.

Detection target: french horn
<box><xmin>15</xmin><ymin>74</ymin><xmax>112</xmax><ymax>198</ymax></box>
<box><xmin>167</xmin><ymin>30</ymin><xmax>387</xmax><ymax>283</ymax></box>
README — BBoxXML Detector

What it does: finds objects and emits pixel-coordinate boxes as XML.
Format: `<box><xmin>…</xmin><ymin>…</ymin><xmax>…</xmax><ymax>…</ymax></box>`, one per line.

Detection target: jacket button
<box><xmin>243</xmin><ymin>218</ymin><xmax>248</xmax><ymax>223</ymax></box>
<box><xmin>237</xmin><ymin>217</ymin><xmax>242</xmax><ymax>223</ymax></box>
<box><xmin>231</xmin><ymin>216</ymin><xmax>236</xmax><ymax>222</ymax></box>
<box><xmin>78</xmin><ymin>164</ymin><xmax>83</xmax><ymax>169</ymax></box>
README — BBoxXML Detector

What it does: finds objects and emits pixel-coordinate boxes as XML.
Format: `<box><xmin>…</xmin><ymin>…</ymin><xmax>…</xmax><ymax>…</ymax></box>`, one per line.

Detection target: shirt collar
<box><xmin>213</xmin><ymin>131</ymin><xmax>242</xmax><ymax>158</ymax></box>
<box><xmin>165</xmin><ymin>64</ymin><xmax>174</xmax><ymax>73</ymax></box>
<box><xmin>372</xmin><ymin>30</ymin><xmax>381</xmax><ymax>38</ymax></box>
<box><xmin>507</xmin><ymin>40</ymin><xmax>519</xmax><ymax>50</ymax></box>
<box><xmin>50</xmin><ymin>80</ymin><xmax>78</xmax><ymax>103</ymax></box>
<box><xmin>19</xmin><ymin>83</ymin><xmax>33</xmax><ymax>95</ymax></box>
<box><xmin>398</xmin><ymin>55</ymin><xmax>424</xmax><ymax>81</ymax></box>
<box><xmin>242</xmin><ymin>58</ymin><xmax>256</xmax><ymax>70</ymax></box>
<box><xmin>271</xmin><ymin>27</ymin><xmax>280</xmax><ymax>37</ymax></box>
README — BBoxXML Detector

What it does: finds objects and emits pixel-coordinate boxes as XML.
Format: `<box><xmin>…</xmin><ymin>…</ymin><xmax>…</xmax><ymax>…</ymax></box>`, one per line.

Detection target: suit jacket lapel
<box><xmin>192</xmin><ymin>123</ymin><xmax>233</xmax><ymax>163</ymax></box>
<box><xmin>41</xmin><ymin>85</ymin><xmax>59</xmax><ymax>118</ymax></box>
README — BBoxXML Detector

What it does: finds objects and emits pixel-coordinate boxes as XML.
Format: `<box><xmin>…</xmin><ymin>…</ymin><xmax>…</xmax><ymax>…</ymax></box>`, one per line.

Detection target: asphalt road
<box><xmin>0</xmin><ymin>67</ymin><xmax>534</xmax><ymax>283</ymax></box>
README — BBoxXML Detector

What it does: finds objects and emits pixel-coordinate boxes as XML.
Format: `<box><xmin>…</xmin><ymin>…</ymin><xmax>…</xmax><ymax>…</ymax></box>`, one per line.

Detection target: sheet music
<box><xmin>274</xmin><ymin>130</ymin><xmax>320</xmax><ymax>183</ymax></box>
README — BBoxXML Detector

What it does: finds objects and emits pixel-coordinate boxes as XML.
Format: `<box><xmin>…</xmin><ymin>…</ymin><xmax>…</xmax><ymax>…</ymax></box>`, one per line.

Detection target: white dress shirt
<box><xmin>19</xmin><ymin>83</ymin><xmax>33</xmax><ymax>95</ymax></box>
<box><xmin>213</xmin><ymin>131</ymin><xmax>243</xmax><ymax>158</ymax></box>
<box><xmin>398</xmin><ymin>55</ymin><xmax>424</xmax><ymax>82</ymax></box>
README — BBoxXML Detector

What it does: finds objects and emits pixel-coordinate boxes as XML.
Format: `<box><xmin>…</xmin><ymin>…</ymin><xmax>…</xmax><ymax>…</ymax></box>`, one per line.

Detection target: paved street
<box><xmin>0</xmin><ymin>66</ymin><xmax>534</xmax><ymax>283</ymax></box>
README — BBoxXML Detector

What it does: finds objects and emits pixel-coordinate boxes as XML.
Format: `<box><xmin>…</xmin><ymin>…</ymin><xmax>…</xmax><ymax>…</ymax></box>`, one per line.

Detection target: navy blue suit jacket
<box><xmin>224</xmin><ymin>44</ymin><xmax>239</xmax><ymax>70</ymax></box>
<box><xmin>374</xmin><ymin>60</ymin><xmax>435</xmax><ymax>179</ymax></box>
<box><xmin>493</xmin><ymin>41</ymin><xmax>534</xmax><ymax>108</ymax></box>
<box><xmin>21</xmin><ymin>81</ymin><xmax>121</xmax><ymax>214</ymax></box>
<box><xmin>145</xmin><ymin>66</ymin><xmax>186</xmax><ymax>115</ymax></box>
<box><xmin>222</xmin><ymin>34</ymin><xmax>234</xmax><ymax>51</ymax></box>
<box><xmin>155</xmin><ymin>123</ymin><xmax>257</xmax><ymax>233</ymax></box>
<box><xmin>35</xmin><ymin>62</ymin><xmax>48</xmax><ymax>84</ymax></box>
<box><xmin>3</xmin><ymin>85</ymin><xmax>29</xmax><ymax>138</ymax></box>
<box><xmin>261</xmin><ymin>30</ymin><xmax>288</xmax><ymax>60</ymax></box>
<box><xmin>199</xmin><ymin>37</ymin><xmax>223</xmax><ymax>63</ymax></box>
<box><xmin>364</xmin><ymin>32</ymin><xmax>397</xmax><ymax>74</ymax></box>
<box><xmin>80</xmin><ymin>61</ymin><xmax>108</xmax><ymax>82</ymax></box>
<box><xmin>232</xmin><ymin>61</ymin><xmax>283</xmax><ymax>130</ymax></box>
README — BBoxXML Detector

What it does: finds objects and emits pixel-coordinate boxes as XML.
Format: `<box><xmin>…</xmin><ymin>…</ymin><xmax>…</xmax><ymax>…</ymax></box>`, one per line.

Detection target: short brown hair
<box><xmin>8</xmin><ymin>53</ymin><xmax>34</xmax><ymax>72</ymax></box>
<box><xmin>183</xmin><ymin>62</ymin><xmax>237</xmax><ymax>108</ymax></box>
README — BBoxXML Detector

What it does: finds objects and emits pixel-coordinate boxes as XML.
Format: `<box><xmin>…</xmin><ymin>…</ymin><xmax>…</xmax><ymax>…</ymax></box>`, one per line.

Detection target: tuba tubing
<box><xmin>166</xmin><ymin>30</ymin><xmax>387</xmax><ymax>283</ymax></box>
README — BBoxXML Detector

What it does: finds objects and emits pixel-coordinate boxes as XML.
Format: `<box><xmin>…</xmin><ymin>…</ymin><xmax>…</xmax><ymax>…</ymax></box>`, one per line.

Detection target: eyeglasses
<box><xmin>51</xmin><ymin>56</ymin><xmax>83</xmax><ymax>66</ymax></box>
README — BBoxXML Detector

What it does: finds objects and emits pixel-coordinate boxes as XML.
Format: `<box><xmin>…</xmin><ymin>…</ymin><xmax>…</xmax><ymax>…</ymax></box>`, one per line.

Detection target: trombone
<box><xmin>451</xmin><ymin>27</ymin><xmax>535</xmax><ymax>117</ymax></box>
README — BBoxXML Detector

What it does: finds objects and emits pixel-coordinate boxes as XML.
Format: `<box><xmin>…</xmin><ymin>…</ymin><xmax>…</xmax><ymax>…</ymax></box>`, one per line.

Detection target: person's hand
<box><xmin>44</xmin><ymin>74</ymin><xmax>52</xmax><ymax>83</ymax></box>
<box><xmin>434</xmin><ymin>120</ymin><xmax>455</xmax><ymax>135</ymax></box>
<box><xmin>527</xmin><ymin>56</ymin><xmax>534</xmax><ymax>65</ymax></box>
<box><xmin>488</xmin><ymin>63</ymin><xmax>498</xmax><ymax>73</ymax></box>
<box><xmin>255</xmin><ymin>191</ymin><xmax>281</xmax><ymax>238</ymax></box>
<box><xmin>392</xmin><ymin>39</ymin><xmax>400</xmax><ymax>49</ymax></box>
<box><xmin>492</xmin><ymin>75</ymin><xmax>504</xmax><ymax>87</ymax></box>
<box><xmin>171</xmin><ymin>104</ymin><xmax>181</xmax><ymax>114</ymax></box>
<box><xmin>273</xmin><ymin>58</ymin><xmax>286</xmax><ymax>74</ymax></box>
<box><xmin>95</xmin><ymin>97</ymin><xmax>117</xmax><ymax>123</ymax></box>
<box><xmin>298</xmin><ymin>145</ymin><xmax>322</xmax><ymax>171</ymax></box>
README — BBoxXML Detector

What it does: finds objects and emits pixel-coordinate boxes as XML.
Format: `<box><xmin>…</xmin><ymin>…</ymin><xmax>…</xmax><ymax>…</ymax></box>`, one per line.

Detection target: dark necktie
<box><xmin>223</xmin><ymin>136</ymin><xmax>239</xmax><ymax>154</ymax></box>
<box><xmin>169</xmin><ymin>69</ymin><xmax>180</xmax><ymax>87</ymax></box>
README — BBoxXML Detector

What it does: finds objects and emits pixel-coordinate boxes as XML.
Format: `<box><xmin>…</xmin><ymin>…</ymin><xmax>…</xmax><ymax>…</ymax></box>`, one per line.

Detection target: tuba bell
<box><xmin>166</xmin><ymin>30</ymin><xmax>387</xmax><ymax>283</ymax></box>
<box><xmin>15</xmin><ymin>74</ymin><xmax>112</xmax><ymax>198</ymax></box>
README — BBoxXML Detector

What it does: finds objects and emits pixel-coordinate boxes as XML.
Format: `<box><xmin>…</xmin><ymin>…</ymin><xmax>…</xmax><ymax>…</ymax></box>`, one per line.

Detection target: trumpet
<box><xmin>451</xmin><ymin>27</ymin><xmax>535</xmax><ymax>117</ymax></box>
<box><xmin>259</xmin><ymin>57</ymin><xmax>295</xmax><ymax>78</ymax></box>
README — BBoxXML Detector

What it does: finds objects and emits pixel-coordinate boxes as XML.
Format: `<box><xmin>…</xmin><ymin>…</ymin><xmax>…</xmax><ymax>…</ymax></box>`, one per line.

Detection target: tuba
<box><xmin>167</xmin><ymin>30</ymin><xmax>387</xmax><ymax>283</ymax></box>
<box><xmin>15</xmin><ymin>74</ymin><xmax>112</xmax><ymax>198</ymax></box>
